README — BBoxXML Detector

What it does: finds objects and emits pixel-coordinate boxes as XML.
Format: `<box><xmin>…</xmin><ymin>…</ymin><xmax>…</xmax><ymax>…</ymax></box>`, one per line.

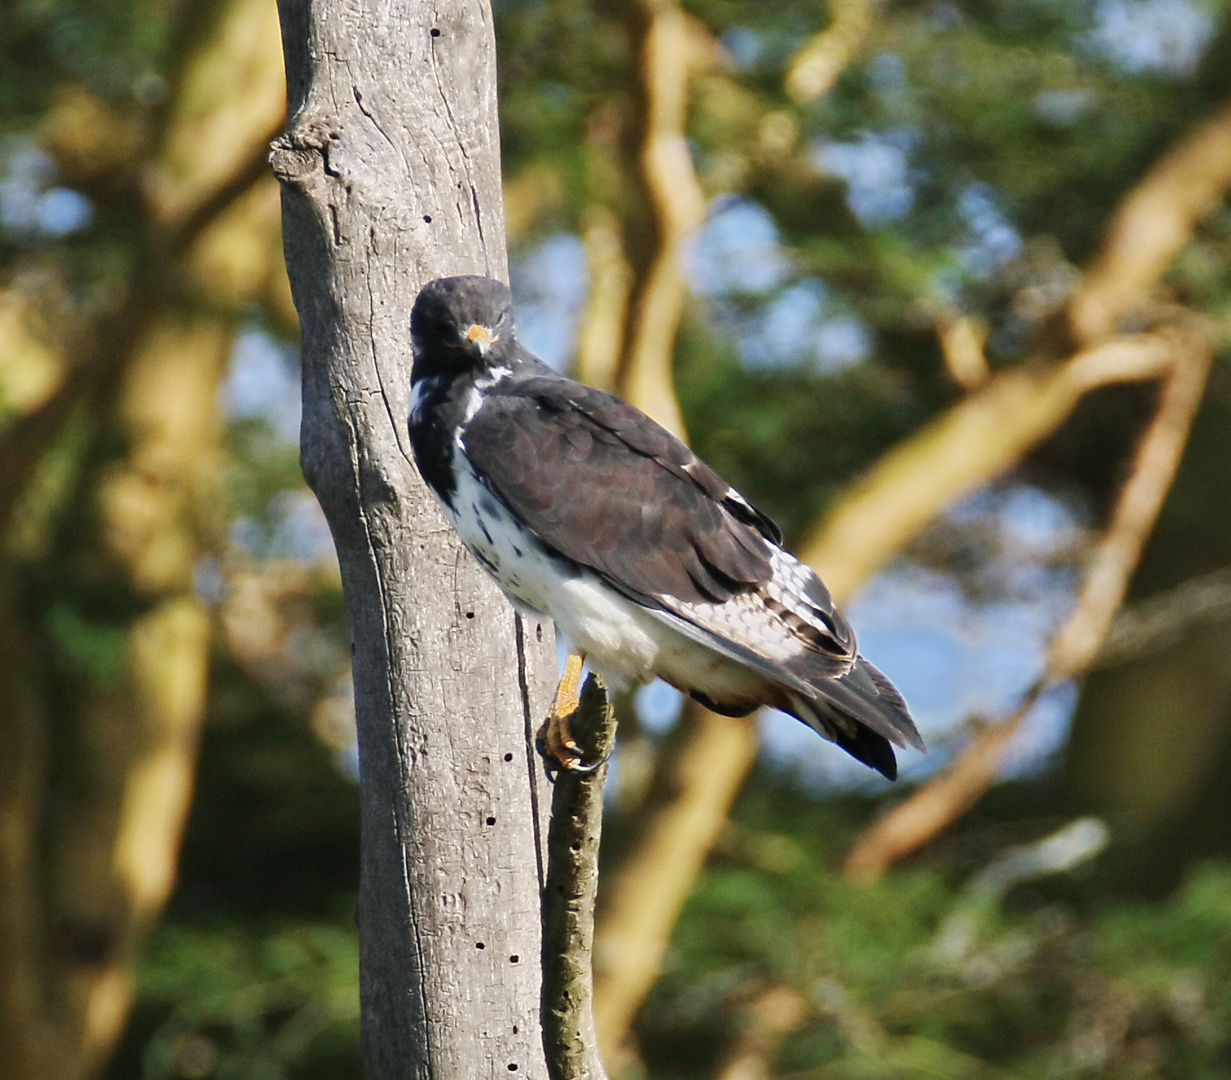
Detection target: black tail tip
<box><xmin>832</xmin><ymin>725</ymin><xmax>899</xmax><ymax>781</ymax></box>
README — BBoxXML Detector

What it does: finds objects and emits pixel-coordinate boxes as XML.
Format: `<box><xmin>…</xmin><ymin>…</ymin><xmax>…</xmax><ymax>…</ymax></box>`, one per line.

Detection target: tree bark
<box><xmin>541</xmin><ymin>675</ymin><xmax>616</xmax><ymax>1080</ymax></box>
<box><xmin>271</xmin><ymin>2</ymin><xmax>557</xmax><ymax>1077</ymax></box>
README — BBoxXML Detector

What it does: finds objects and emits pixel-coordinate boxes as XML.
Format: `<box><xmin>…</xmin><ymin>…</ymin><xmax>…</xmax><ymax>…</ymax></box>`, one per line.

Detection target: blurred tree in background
<box><xmin>3</xmin><ymin>0</ymin><xmax>1231</xmax><ymax>1077</ymax></box>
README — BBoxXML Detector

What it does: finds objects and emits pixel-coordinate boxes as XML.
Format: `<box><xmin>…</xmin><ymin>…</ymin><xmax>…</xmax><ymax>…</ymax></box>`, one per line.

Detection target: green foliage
<box><xmin>44</xmin><ymin>599</ymin><xmax>130</xmax><ymax>681</ymax></box>
<box><xmin>105</xmin><ymin>650</ymin><xmax>362</xmax><ymax>1080</ymax></box>
<box><xmin>638</xmin><ymin>778</ymin><xmax>1231</xmax><ymax>1078</ymax></box>
<box><xmin>124</xmin><ymin>922</ymin><xmax>360</xmax><ymax>1080</ymax></box>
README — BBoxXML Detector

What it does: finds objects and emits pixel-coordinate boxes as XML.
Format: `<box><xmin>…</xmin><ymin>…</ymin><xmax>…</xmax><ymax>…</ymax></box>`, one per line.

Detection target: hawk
<box><xmin>409</xmin><ymin>275</ymin><xmax>923</xmax><ymax>779</ymax></box>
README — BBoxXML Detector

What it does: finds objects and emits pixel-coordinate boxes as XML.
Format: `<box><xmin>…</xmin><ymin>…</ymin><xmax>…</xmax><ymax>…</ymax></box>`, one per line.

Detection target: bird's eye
<box><xmin>430</xmin><ymin>317</ymin><xmax>452</xmax><ymax>336</ymax></box>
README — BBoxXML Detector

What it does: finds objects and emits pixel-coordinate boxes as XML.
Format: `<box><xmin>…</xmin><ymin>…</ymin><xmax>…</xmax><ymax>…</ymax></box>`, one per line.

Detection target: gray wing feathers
<box><xmin>813</xmin><ymin>656</ymin><xmax>926</xmax><ymax>752</ymax></box>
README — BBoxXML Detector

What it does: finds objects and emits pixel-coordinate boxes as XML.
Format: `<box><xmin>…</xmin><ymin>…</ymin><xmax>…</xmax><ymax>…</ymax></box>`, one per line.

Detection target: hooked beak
<box><xmin>466</xmin><ymin>323</ymin><xmax>499</xmax><ymax>356</ymax></box>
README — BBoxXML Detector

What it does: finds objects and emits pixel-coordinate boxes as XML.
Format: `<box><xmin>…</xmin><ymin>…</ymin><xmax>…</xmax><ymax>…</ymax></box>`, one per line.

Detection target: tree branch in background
<box><xmin>618</xmin><ymin>0</ymin><xmax>707</xmax><ymax>439</ymax></box>
<box><xmin>166</xmin><ymin>120</ymin><xmax>286</xmax><ymax>256</ymax></box>
<box><xmin>589</xmin><ymin>7</ymin><xmax>737</xmax><ymax>1061</ymax></box>
<box><xmin>1069</xmin><ymin>96</ymin><xmax>1231</xmax><ymax>343</ymax></box>
<box><xmin>804</xmin><ymin>89</ymin><xmax>1231</xmax><ymax>595</ymax></box>
<box><xmin>934</xmin><ymin>309</ymin><xmax>990</xmax><ymax>391</ymax></box>
<box><xmin>587</xmin><ymin>1</ymin><xmax>900</xmax><ymax>1060</ymax></box>
<box><xmin>143</xmin><ymin>0</ymin><xmax>286</xmax><ymax>232</ymax></box>
<box><xmin>1044</xmin><ymin>352</ymin><xmax>1211</xmax><ymax>679</ymax></box>
<box><xmin>799</xmin><ymin>331</ymin><xmax>1176</xmax><ymax>600</ymax></box>
<box><xmin>53</xmin><ymin>315</ymin><xmax>232</xmax><ymax>1066</ymax></box>
<box><xmin>542</xmin><ymin>675</ymin><xmax>617</xmax><ymax>1080</ymax></box>
<box><xmin>785</xmin><ymin>0</ymin><xmax>878</xmax><ymax>104</ymax></box>
<box><xmin>575</xmin><ymin>104</ymin><xmax>635</xmax><ymax>394</ymax></box>
<box><xmin>844</xmin><ymin>337</ymin><xmax>1212</xmax><ymax>883</ymax></box>
<box><xmin>0</xmin><ymin>66</ymin><xmax>285</xmax><ymax>538</ymax></box>
<box><xmin>1093</xmin><ymin>566</ymin><xmax>1231</xmax><ymax>670</ymax></box>
<box><xmin>714</xmin><ymin>985</ymin><xmax>809</xmax><ymax>1080</ymax></box>
<box><xmin>576</xmin><ymin>205</ymin><xmax>635</xmax><ymax>393</ymax></box>
<box><xmin>0</xmin><ymin>198</ymin><xmax>280</xmax><ymax>1080</ymax></box>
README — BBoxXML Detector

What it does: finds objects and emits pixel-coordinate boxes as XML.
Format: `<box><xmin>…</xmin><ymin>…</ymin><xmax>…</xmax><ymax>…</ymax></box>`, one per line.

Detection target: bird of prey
<box><xmin>408</xmin><ymin>275</ymin><xmax>924</xmax><ymax>779</ymax></box>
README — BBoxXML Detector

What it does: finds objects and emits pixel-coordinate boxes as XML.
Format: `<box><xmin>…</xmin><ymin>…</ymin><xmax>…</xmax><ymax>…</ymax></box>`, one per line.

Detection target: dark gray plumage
<box><xmin>408</xmin><ymin>275</ymin><xmax>923</xmax><ymax>778</ymax></box>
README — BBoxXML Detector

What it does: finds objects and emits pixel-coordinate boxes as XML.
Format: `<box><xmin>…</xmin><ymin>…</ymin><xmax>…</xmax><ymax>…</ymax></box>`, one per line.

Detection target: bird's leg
<box><xmin>537</xmin><ymin>651</ymin><xmax>594</xmax><ymax>774</ymax></box>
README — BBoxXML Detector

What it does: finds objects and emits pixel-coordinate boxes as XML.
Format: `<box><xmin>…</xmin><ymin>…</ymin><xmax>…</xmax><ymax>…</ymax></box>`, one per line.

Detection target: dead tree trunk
<box><xmin>271</xmin><ymin>2</ymin><xmax>557</xmax><ymax>1076</ymax></box>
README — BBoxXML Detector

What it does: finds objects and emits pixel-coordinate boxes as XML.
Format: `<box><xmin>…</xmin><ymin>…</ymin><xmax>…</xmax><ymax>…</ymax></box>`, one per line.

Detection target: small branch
<box><xmin>714</xmin><ymin>985</ymin><xmax>809</xmax><ymax>1080</ymax></box>
<box><xmin>843</xmin><ymin>340</ymin><xmax>1212</xmax><ymax>883</ymax></box>
<box><xmin>1094</xmin><ymin>567</ymin><xmax>1231</xmax><ymax>670</ymax></box>
<box><xmin>930</xmin><ymin>818</ymin><xmax>1109</xmax><ymax>970</ymax></box>
<box><xmin>167</xmin><ymin>121</ymin><xmax>284</xmax><ymax>255</ymax></box>
<box><xmin>542</xmin><ymin>674</ymin><xmax>617</xmax><ymax>1080</ymax></box>
<box><xmin>934</xmin><ymin>309</ymin><xmax>990</xmax><ymax>391</ymax></box>
<box><xmin>144</xmin><ymin>0</ymin><xmax>287</xmax><ymax>232</ymax></box>
<box><xmin>1045</xmin><ymin>341</ymin><xmax>1211</xmax><ymax>680</ymax></box>
<box><xmin>785</xmin><ymin>0</ymin><xmax>878</xmax><ymax>104</ymax></box>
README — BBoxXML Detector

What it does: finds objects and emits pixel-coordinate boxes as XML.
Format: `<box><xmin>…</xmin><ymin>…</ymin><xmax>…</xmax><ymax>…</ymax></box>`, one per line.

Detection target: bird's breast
<box><xmin>442</xmin><ymin>447</ymin><xmax>567</xmax><ymax>615</ymax></box>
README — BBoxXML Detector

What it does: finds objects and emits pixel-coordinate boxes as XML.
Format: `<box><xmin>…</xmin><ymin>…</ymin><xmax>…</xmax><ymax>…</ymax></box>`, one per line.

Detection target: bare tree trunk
<box><xmin>271</xmin><ymin>2</ymin><xmax>557</xmax><ymax>1077</ymax></box>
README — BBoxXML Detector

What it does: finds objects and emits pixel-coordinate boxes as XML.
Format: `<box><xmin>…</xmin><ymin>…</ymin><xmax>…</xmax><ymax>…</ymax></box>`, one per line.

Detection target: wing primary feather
<box><xmin>801</xmin><ymin>656</ymin><xmax>926</xmax><ymax>752</ymax></box>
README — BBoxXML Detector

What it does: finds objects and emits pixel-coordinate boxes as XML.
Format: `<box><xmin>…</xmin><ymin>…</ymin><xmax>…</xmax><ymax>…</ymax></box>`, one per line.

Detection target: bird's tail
<box><xmin>785</xmin><ymin>656</ymin><xmax>924</xmax><ymax>780</ymax></box>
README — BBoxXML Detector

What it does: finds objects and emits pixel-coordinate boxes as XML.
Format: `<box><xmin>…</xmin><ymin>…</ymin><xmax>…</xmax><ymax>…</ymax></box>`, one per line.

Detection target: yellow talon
<box><xmin>538</xmin><ymin>651</ymin><xmax>592</xmax><ymax>772</ymax></box>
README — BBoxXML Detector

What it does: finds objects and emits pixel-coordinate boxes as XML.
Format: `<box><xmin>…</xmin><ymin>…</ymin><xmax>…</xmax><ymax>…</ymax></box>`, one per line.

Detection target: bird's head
<box><xmin>411</xmin><ymin>275</ymin><xmax>517</xmax><ymax>382</ymax></box>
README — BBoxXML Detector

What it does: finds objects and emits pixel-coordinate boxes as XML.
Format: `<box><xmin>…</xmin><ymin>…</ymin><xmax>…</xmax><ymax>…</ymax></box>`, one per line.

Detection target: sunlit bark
<box><xmin>273</xmin><ymin>0</ymin><xmax>560</xmax><ymax>1072</ymax></box>
<box><xmin>934</xmin><ymin>309</ymin><xmax>990</xmax><ymax>391</ymax></box>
